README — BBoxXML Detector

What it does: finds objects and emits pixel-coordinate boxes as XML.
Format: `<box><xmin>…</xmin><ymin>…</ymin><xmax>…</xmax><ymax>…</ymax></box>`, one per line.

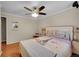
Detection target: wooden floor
<box><xmin>1</xmin><ymin>42</ymin><xmax>21</xmax><ymax>57</ymax></box>
<box><xmin>1</xmin><ymin>42</ymin><xmax>79</xmax><ymax>57</ymax></box>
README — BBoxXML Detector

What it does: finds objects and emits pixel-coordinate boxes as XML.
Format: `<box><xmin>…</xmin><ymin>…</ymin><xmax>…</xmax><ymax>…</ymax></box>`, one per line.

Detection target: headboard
<box><xmin>45</xmin><ymin>26</ymin><xmax>74</xmax><ymax>41</ymax></box>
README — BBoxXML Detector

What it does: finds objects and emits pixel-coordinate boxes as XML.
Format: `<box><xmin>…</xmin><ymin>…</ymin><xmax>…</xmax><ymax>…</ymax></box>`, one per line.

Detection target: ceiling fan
<box><xmin>24</xmin><ymin>6</ymin><xmax>46</xmax><ymax>17</ymax></box>
<box><xmin>72</xmin><ymin>1</ymin><xmax>79</xmax><ymax>8</ymax></box>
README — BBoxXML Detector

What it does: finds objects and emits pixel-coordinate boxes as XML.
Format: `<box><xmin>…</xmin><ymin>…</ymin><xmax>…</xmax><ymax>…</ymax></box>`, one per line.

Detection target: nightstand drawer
<box><xmin>72</xmin><ymin>41</ymin><xmax>79</xmax><ymax>54</ymax></box>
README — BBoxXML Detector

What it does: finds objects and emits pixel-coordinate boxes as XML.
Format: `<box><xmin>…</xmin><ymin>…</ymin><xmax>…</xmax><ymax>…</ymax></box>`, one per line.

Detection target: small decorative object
<box><xmin>12</xmin><ymin>21</ymin><xmax>19</xmax><ymax>31</ymax></box>
<box><xmin>35</xmin><ymin>33</ymin><xmax>39</xmax><ymax>36</ymax></box>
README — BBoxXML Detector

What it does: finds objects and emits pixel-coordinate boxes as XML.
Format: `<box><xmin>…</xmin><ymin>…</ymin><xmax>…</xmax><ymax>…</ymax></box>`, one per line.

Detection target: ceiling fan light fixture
<box><xmin>32</xmin><ymin>13</ymin><xmax>38</xmax><ymax>17</ymax></box>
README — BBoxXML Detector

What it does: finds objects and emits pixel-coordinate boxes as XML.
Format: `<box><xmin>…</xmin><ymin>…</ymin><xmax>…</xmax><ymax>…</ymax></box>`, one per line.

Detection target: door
<box><xmin>1</xmin><ymin>17</ymin><xmax>7</xmax><ymax>46</ymax></box>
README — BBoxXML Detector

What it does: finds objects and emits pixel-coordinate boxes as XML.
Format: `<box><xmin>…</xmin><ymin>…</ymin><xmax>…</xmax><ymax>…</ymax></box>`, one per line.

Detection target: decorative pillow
<box><xmin>54</xmin><ymin>31</ymin><xmax>70</xmax><ymax>40</ymax></box>
<box><xmin>45</xmin><ymin>29</ymin><xmax>70</xmax><ymax>41</ymax></box>
<box><xmin>46</xmin><ymin>30</ymin><xmax>56</xmax><ymax>37</ymax></box>
<box><xmin>35</xmin><ymin>36</ymin><xmax>53</xmax><ymax>44</ymax></box>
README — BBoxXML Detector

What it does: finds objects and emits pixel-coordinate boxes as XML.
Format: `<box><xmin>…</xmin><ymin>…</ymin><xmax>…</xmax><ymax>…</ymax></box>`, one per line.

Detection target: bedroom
<box><xmin>0</xmin><ymin>1</ymin><xmax>79</xmax><ymax>57</ymax></box>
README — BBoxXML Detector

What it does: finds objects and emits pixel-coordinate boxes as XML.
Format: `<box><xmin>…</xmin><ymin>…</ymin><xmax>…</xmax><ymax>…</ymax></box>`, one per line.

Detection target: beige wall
<box><xmin>1</xmin><ymin>7</ymin><xmax>79</xmax><ymax>44</ymax></box>
<box><xmin>2</xmin><ymin>12</ymin><xmax>38</xmax><ymax>44</ymax></box>
<box><xmin>38</xmin><ymin>8</ymin><xmax>79</xmax><ymax>40</ymax></box>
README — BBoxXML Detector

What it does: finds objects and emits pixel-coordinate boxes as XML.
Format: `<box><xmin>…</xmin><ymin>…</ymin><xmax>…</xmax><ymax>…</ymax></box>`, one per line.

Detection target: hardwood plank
<box><xmin>1</xmin><ymin>42</ymin><xmax>21</xmax><ymax>57</ymax></box>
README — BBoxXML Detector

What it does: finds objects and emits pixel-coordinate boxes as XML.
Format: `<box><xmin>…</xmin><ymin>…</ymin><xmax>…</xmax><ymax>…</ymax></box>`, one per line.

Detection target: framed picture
<box><xmin>12</xmin><ymin>21</ymin><xmax>19</xmax><ymax>31</ymax></box>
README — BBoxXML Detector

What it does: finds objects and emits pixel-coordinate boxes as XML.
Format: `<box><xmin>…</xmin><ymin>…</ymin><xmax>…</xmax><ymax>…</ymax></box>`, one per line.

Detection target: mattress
<box><xmin>20</xmin><ymin>36</ymin><xmax>72</xmax><ymax>57</ymax></box>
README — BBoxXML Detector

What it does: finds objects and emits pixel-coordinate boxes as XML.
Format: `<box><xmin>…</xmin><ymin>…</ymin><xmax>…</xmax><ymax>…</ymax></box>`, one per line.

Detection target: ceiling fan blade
<box><xmin>39</xmin><ymin>12</ymin><xmax>46</xmax><ymax>15</ymax></box>
<box><xmin>24</xmin><ymin>7</ymin><xmax>32</xmax><ymax>12</ymax></box>
<box><xmin>39</xmin><ymin>6</ymin><xmax>45</xmax><ymax>11</ymax></box>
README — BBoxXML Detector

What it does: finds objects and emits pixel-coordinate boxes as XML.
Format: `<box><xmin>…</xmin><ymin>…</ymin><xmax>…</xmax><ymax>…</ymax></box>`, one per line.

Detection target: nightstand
<box><xmin>0</xmin><ymin>50</ymin><xmax>2</xmax><ymax>56</ymax></box>
<box><xmin>33</xmin><ymin>33</ymin><xmax>40</xmax><ymax>38</ymax></box>
<box><xmin>33</xmin><ymin>36</ymin><xmax>39</xmax><ymax>38</ymax></box>
<box><xmin>72</xmin><ymin>40</ymin><xmax>79</xmax><ymax>55</ymax></box>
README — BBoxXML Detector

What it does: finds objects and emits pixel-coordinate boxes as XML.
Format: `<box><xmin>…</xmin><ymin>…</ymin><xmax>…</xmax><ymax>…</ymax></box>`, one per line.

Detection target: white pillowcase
<box><xmin>55</xmin><ymin>31</ymin><xmax>70</xmax><ymax>40</ymax></box>
<box><xmin>46</xmin><ymin>30</ymin><xmax>56</xmax><ymax>37</ymax></box>
<box><xmin>45</xmin><ymin>30</ymin><xmax>70</xmax><ymax>41</ymax></box>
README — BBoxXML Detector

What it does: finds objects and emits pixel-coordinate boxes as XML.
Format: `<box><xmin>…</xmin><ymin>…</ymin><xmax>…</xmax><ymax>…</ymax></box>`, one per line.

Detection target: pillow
<box><xmin>54</xmin><ymin>31</ymin><xmax>70</xmax><ymax>40</ymax></box>
<box><xmin>38</xmin><ymin>36</ymin><xmax>52</xmax><ymax>40</ymax></box>
<box><xmin>35</xmin><ymin>36</ymin><xmax>53</xmax><ymax>44</ymax></box>
<box><xmin>46</xmin><ymin>30</ymin><xmax>56</xmax><ymax>37</ymax></box>
<box><xmin>55</xmin><ymin>31</ymin><xmax>65</xmax><ymax>39</ymax></box>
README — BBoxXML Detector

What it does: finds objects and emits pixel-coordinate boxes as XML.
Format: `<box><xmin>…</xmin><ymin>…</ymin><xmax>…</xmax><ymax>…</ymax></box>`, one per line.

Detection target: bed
<box><xmin>20</xmin><ymin>26</ymin><xmax>74</xmax><ymax>57</ymax></box>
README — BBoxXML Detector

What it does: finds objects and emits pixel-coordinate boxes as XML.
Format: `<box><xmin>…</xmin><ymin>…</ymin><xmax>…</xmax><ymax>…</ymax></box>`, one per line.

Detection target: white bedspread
<box><xmin>20</xmin><ymin>36</ymin><xmax>72</xmax><ymax>57</ymax></box>
<box><xmin>44</xmin><ymin>37</ymin><xmax>72</xmax><ymax>57</ymax></box>
<box><xmin>21</xmin><ymin>39</ymin><xmax>56</xmax><ymax>57</ymax></box>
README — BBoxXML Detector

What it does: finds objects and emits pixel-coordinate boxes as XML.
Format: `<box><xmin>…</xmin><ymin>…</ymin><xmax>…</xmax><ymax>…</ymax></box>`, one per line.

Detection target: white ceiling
<box><xmin>1</xmin><ymin>1</ymin><xmax>74</xmax><ymax>19</ymax></box>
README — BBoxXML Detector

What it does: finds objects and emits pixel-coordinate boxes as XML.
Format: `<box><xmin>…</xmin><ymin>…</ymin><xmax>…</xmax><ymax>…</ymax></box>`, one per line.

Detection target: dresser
<box><xmin>72</xmin><ymin>40</ymin><xmax>79</xmax><ymax>55</ymax></box>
